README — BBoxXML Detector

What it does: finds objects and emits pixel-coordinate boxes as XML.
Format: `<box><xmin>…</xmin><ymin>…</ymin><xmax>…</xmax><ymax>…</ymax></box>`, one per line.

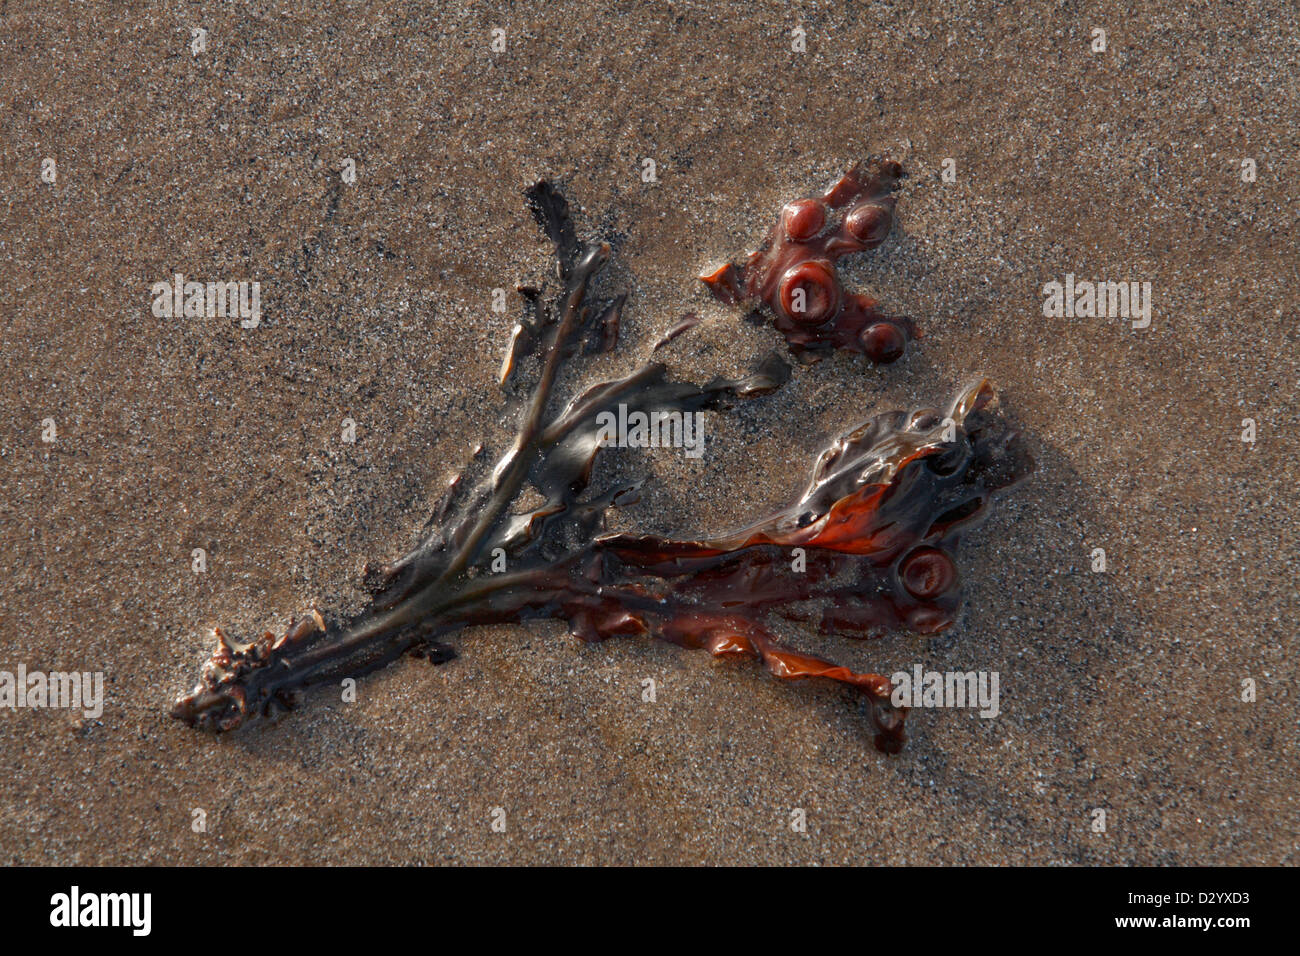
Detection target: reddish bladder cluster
<box><xmin>700</xmin><ymin>159</ymin><xmax>915</xmax><ymax>363</ymax></box>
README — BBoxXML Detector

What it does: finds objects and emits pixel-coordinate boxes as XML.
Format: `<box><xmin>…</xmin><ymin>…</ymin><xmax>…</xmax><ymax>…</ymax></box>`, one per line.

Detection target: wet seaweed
<box><xmin>700</xmin><ymin>158</ymin><xmax>916</xmax><ymax>362</ymax></box>
<box><xmin>171</xmin><ymin>170</ymin><xmax>1033</xmax><ymax>753</ymax></box>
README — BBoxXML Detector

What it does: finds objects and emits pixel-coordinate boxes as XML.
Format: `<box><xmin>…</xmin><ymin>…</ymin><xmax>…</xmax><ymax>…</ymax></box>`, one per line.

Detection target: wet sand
<box><xmin>1</xmin><ymin>1</ymin><xmax>1297</xmax><ymax>864</ymax></box>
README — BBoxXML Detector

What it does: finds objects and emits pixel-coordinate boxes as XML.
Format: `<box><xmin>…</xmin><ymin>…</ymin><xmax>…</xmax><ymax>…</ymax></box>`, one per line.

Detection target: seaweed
<box><xmin>171</xmin><ymin>169</ymin><xmax>1033</xmax><ymax>753</ymax></box>
<box><xmin>700</xmin><ymin>158</ymin><xmax>916</xmax><ymax>362</ymax></box>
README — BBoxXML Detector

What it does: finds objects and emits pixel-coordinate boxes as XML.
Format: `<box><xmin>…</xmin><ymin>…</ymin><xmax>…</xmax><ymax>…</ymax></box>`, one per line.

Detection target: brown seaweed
<box><xmin>700</xmin><ymin>159</ymin><xmax>915</xmax><ymax>362</ymax></box>
<box><xmin>170</xmin><ymin>175</ymin><xmax>1032</xmax><ymax>752</ymax></box>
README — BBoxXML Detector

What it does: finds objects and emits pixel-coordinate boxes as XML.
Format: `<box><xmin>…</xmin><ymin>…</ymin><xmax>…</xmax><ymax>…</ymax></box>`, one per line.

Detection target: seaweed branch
<box><xmin>171</xmin><ymin>170</ymin><xmax>1032</xmax><ymax>753</ymax></box>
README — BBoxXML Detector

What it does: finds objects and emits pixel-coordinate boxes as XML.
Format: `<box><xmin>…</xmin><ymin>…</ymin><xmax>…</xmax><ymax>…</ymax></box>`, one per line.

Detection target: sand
<box><xmin>1</xmin><ymin>0</ymin><xmax>1296</xmax><ymax>864</ymax></box>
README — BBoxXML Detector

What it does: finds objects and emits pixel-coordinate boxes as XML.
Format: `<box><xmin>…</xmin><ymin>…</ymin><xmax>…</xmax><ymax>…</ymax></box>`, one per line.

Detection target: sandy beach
<box><xmin>1</xmin><ymin>0</ymin><xmax>1296</xmax><ymax>864</ymax></box>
